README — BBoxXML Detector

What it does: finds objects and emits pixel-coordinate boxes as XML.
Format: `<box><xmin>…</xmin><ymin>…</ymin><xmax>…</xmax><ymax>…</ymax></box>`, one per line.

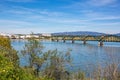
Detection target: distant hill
<box><xmin>52</xmin><ymin>31</ymin><xmax>107</xmax><ymax>36</ymax></box>
<box><xmin>114</xmin><ymin>33</ymin><xmax>120</xmax><ymax>36</ymax></box>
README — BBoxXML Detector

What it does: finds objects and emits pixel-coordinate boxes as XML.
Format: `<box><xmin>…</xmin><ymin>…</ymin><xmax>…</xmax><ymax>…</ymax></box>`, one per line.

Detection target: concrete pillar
<box><xmin>72</xmin><ymin>40</ymin><xmax>74</xmax><ymax>43</ymax></box>
<box><xmin>98</xmin><ymin>41</ymin><xmax>103</xmax><ymax>46</ymax></box>
<box><xmin>57</xmin><ymin>39</ymin><xmax>59</xmax><ymax>42</ymax></box>
<box><xmin>83</xmin><ymin>40</ymin><xmax>86</xmax><ymax>44</ymax></box>
<box><xmin>63</xmin><ymin>40</ymin><xmax>66</xmax><ymax>43</ymax></box>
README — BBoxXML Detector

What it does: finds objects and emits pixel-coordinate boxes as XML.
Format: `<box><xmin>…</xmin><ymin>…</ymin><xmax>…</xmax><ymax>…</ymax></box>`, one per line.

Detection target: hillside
<box><xmin>114</xmin><ymin>33</ymin><xmax>120</xmax><ymax>36</ymax></box>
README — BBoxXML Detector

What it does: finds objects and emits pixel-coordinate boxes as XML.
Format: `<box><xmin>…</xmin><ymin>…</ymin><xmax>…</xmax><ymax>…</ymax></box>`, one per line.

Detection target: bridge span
<box><xmin>50</xmin><ymin>35</ymin><xmax>120</xmax><ymax>46</ymax></box>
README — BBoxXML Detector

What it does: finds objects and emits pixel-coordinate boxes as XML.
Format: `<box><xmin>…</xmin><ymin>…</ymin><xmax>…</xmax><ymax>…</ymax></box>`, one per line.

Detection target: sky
<box><xmin>0</xmin><ymin>0</ymin><xmax>120</xmax><ymax>34</ymax></box>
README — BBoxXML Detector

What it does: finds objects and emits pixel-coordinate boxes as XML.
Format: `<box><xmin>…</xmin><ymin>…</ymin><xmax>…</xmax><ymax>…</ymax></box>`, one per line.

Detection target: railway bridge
<box><xmin>51</xmin><ymin>35</ymin><xmax>120</xmax><ymax>46</ymax></box>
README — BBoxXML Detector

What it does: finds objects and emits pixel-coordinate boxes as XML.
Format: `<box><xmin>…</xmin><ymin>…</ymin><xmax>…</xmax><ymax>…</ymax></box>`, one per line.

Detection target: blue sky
<box><xmin>0</xmin><ymin>0</ymin><xmax>120</xmax><ymax>34</ymax></box>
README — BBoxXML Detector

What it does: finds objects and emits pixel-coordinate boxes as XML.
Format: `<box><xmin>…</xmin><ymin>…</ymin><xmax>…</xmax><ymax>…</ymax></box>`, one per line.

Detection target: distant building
<box><xmin>20</xmin><ymin>35</ymin><xmax>26</xmax><ymax>39</ymax></box>
<box><xmin>32</xmin><ymin>35</ymin><xmax>39</xmax><ymax>38</ymax></box>
<box><xmin>25</xmin><ymin>35</ymin><xmax>31</xmax><ymax>38</ymax></box>
<box><xmin>0</xmin><ymin>33</ymin><xmax>12</xmax><ymax>38</ymax></box>
<box><xmin>41</xmin><ymin>33</ymin><xmax>51</xmax><ymax>37</ymax></box>
<box><xmin>25</xmin><ymin>34</ymin><xmax>39</xmax><ymax>38</ymax></box>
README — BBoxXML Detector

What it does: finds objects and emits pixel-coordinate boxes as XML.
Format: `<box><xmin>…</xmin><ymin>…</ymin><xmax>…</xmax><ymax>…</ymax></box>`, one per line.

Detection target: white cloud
<box><xmin>63</xmin><ymin>0</ymin><xmax>118</xmax><ymax>10</ymax></box>
<box><xmin>0</xmin><ymin>3</ymin><xmax>119</xmax><ymax>34</ymax></box>
<box><xmin>88</xmin><ymin>22</ymin><xmax>120</xmax><ymax>26</ymax></box>
<box><xmin>0</xmin><ymin>19</ymin><xmax>34</xmax><ymax>30</ymax></box>
<box><xmin>81</xmin><ymin>10</ymin><xmax>120</xmax><ymax>21</ymax></box>
<box><xmin>88</xmin><ymin>0</ymin><xmax>117</xmax><ymax>6</ymax></box>
<box><xmin>1</xmin><ymin>6</ymin><xmax>88</xmax><ymax>24</ymax></box>
<box><xmin>1</xmin><ymin>6</ymin><xmax>66</xmax><ymax>17</ymax></box>
<box><xmin>5</xmin><ymin>0</ymin><xmax>36</xmax><ymax>2</ymax></box>
<box><xmin>0</xmin><ymin>19</ymin><xmax>31</xmax><ymax>25</ymax></box>
<box><xmin>91</xmin><ymin>16</ymin><xmax>120</xmax><ymax>20</ymax></box>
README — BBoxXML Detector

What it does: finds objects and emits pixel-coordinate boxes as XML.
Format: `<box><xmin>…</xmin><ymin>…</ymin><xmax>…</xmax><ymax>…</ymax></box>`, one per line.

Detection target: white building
<box><xmin>25</xmin><ymin>34</ymin><xmax>39</xmax><ymax>38</ymax></box>
<box><xmin>42</xmin><ymin>33</ymin><xmax>51</xmax><ymax>36</ymax></box>
<box><xmin>20</xmin><ymin>35</ymin><xmax>26</xmax><ymax>39</ymax></box>
<box><xmin>0</xmin><ymin>33</ymin><xmax>12</xmax><ymax>38</ymax></box>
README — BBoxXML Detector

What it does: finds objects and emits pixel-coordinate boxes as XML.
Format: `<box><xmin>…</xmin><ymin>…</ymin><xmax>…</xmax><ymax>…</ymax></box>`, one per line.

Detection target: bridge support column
<box><xmin>63</xmin><ymin>40</ymin><xmax>66</xmax><ymax>43</ymax></box>
<box><xmin>98</xmin><ymin>41</ymin><xmax>103</xmax><ymax>46</ymax></box>
<box><xmin>57</xmin><ymin>39</ymin><xmax>59</xmax><ymax>42</ymax></box>
<box><xmin>72</xmin><ymin>40</ymin><xmax>74</xmax><ymax>43</ymax></box>
<box><xmin>83</xmin><ymin>40</ymin><xmax>86</xmax><ymax>44</ymax></box>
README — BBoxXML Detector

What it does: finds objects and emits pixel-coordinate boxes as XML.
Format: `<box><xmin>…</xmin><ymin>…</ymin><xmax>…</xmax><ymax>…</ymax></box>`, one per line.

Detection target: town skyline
<box><xmin>0</xmin><ymin>0</ymin><xmax>120</xmax><ymax>34</ymax></box>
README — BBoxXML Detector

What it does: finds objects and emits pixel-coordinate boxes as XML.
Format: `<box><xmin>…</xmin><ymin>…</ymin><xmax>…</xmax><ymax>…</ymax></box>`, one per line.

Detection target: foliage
<box><xmin>21</xmin><ymin>35</ymin><xmax>45</xmax><ymax>76</ymax></box>
<box><xmin>0</xmin><ymin>36</ymin><xmax>11</xmax><ymax>49</ymax></box>
<box><xmin>0</xmin><ymin>36</ymin><xmax>37</xmax><ymax>80</ymax></box>
<box><xmin>21</xmin><ymin>34</ymin><xmax>72</xmax><ymax>79</ymax></box>
<box><xmin>43</xmin><ymin>49</ymin><xmax>71</xmax><ymax>80</ymax></box>
<box><xmin>0</xmin><ymin>36</ymin><xmax>19</xmax><ymax>66</ymax></box>
<box><xmin>1</xmin><ymin>35</ymin><xmax>120</xmax><ymax>80</ymax></box>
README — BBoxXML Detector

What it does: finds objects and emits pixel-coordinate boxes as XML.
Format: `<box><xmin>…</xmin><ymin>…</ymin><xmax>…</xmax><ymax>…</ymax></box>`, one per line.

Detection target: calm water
<box><xmin>11</xmin><ymin>40</ymin><xmax>120</xmax><ymax>72</ymax></box>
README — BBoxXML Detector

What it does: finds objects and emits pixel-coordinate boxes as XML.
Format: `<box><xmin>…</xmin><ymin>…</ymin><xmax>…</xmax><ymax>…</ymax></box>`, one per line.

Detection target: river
<box><xmin>11</xmin><ymin>39</ymin><xmax>120</xmax><ymax>73</ymax></box>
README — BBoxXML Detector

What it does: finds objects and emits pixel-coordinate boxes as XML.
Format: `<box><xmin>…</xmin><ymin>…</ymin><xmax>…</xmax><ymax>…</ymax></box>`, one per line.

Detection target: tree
<box><xmin>0</xmin><ymin>36</ymin><xmax>11</xmax><ymax>49</ymax></box>
<box><xmin>43</xmin><ymin>49</ymin><xmax>72</xmax><ymax>80</ymax></box>
<box><xmin>0</xmin><ymin>36</ymin><xmax>36</xmax><ymax>80</ymax></box>
<box><xmin>21</xmin><ymin>33</ymin><xmax>72</xmax><ymax>79</ymax></box>
<box><xmin>0</xmin><ymin>36</ymin><xmax>19</xmax><ymax>65</ymax></box>
<box><xmin>21</xmin><ymin>34</ymin><xmax>45</xmax><ymax>76</ymax></box>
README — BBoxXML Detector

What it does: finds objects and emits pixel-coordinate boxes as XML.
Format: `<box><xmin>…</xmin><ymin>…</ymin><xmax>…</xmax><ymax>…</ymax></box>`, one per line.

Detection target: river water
<box><xmin>11</xmin><ymin>40</ymin><xmax>120</xmax><ymax>73</ymax></box>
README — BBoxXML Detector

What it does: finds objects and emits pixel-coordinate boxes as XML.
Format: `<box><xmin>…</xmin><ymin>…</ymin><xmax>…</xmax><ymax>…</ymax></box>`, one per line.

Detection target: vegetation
<box><xmin>0</xmin><ymin>35</ymin><xmax>120</xmax><ymax>80</ymax></box>
<box><xmin>21</xmin><ymin>36</ymin><xmax>44</xmax><ymax>76</ymax></box>
<box><xmin>0</xmin><ymin>36</ymin><xmax>35</xmax><ymax>80</ymax></box>
<box><xmin>0</xmin><ymin>36</ymin><xmax>11</xmax><ymax>49</ymax></box>
<box><xmin>21</xmin><ymin>35</ymin><xmax>72</xmax><ymax>79</ymax></box>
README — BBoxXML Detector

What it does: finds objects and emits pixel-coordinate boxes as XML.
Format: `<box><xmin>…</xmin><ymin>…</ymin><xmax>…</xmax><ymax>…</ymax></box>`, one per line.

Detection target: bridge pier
<box><xmin>57</xmin><ymin>39</ymin><xmax>59</xmax><ymax>42</ymax></box>
<box><xmin>98</xmin><ymin>41</ymin><xmax>103</xmax><ymax>46</ymax></box>
<box><xmin>72</xmin><ymin>40</ymin><xmax>74</xmax><ymax>43</ymax></box>
<box><xmin>63</xmin><ymin>40</ymin><xmax>66</xmax><ymax>43</ymax></box>
<box><xmin>83</xmin><ymin>40</ymin><xmax>86</xmax><ymax>44</ymax></box>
